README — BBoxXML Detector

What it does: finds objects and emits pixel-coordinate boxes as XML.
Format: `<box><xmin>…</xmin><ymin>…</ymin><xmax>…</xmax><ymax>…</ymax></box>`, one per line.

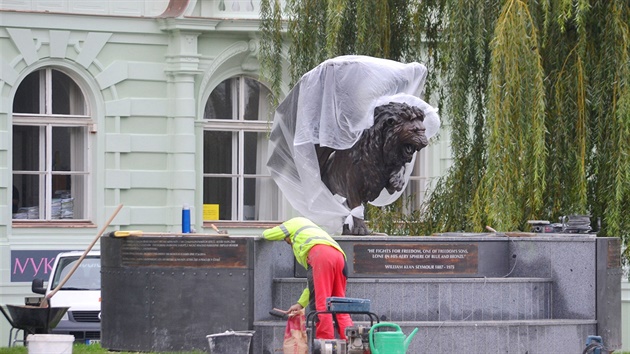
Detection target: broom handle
<box><xmin>43</xmin><ymin>204</ymin><xmax>123</xmax><ymax>305</ymax></box>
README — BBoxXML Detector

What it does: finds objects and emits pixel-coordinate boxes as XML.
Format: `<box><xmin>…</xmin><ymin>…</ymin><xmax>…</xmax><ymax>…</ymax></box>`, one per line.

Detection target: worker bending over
<box><xmin>263</xmin><ymin>217</ymin><xmax>354</xmax><ymax>339</ymax></box>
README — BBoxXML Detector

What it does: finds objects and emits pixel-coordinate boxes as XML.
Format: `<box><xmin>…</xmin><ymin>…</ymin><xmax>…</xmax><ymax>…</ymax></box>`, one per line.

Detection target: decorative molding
<box><xmin>0</xmin><ymin>95</ymin><xmax>10</xmax><ymax>114</ymax></box>
<box><xmin>105</xmin><ymin>170</ymin><xmax>131</xmax><ymax>189</ymax></box>
<box><xmin>200</xmin><ymin>41</ymin><xmax>249</xmax><ymax>91</ymax></box>
<box><xmin>128</xmin><ymin>206</ymin><xmax>169</xmax><ymax>224</ymax></box>
<box><xmin>5</xmin><ymin>28</ymin><xmax>112</xmax><ymax>73</ymax></box>
<box><xmin>164</xmin><ymin>55</ymin><xmax>202</xmax><ymax>75</ymax></box>
<box><xmin>171</xmin><ymin>171</ymin><xmax>195</xmax><ymax>189</ymax></box>
<box><xmin>248</xmin><ymin>39</ymin><xmax>258</xmax><ymax>55</ymax></box>
<box><xmin>105</xmin><ymin>134</ymin><xmax>131</xmax><ymax>153</ymax></box>
<box><xmin>105</xmin><ymin>99</ymin><xmax>132</xmax><ymax>117</ymax></box>
<box><xmin>76</xmin><ymin>32</ymin><xmax>112</xmax><ymax>69</ymax></box>
<box><xmin>163</xmin><ymin>31</ymin><xmax>202</xmax><ymax>74</ymax></box>
<box><xmin>97</xmin><ymin>61</ymin><xmax>166</xmax><ymax>89</ymax></box>
<box><xmin>105</xmin><ymin>98</ymin><xmax>169</xmax><ymax>117</ymax></box>
<box><xmin>130</xmin><ymin>171</ymin><xmax>171</xmax><ymax>188</ymax></box>
<box><xmin>170</xmin><ymin>134</ymin><xmax>196</xmax><ymax>153</ymax></box>
<box><xmin>170</xmin><ymin>98</ymin><xmax>196</xmax><ymax>118</ymax></box>
<box><xmin>0</xmin><ymin>60</ymin><xmax>19</xmax><ymax>87</ymax></box>
<box><xmin>6</xmin><ymin>28</ymin><xmax>38</xmax><ymax>66</ymax></box>
<box><xmin>49</xmin><ymin>30</ymin><xmax>71</xmax><ymax>58</ymax></box>
<box><xmin>0</xmin><ymin>131</ymin><xmax>7</xmax><ymax>150</ymax></box>
<box><xmin>157</xmin><ymin>18</ymin><xmax>221</xmax><ymax>32</ymax></box>
<box><xmin>158</xmin><ymin>0</ymin><xmax>190</xmax><ymax>18</ymax></box>
<box><xmin>96</xmin><ymin>61</ymin><xmax>128</xmax><ymax>90</ymax></box>
<box><xmin>130</xmin><ymin>135</ymin><xmax>170</xmax><ymax>153</ymax></box>
<box><xmin>0</xmin><ymin>168</ymin><xmax>6</xmax><ymax>192</ymax></box>
<box><xmin>0</xmin><ymin>0</ymin><xmax>169</xmax><ymax>17</ymax></box>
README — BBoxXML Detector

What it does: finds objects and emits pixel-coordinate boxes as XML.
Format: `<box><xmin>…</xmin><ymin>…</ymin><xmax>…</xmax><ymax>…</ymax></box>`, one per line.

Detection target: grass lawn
<box><xmin>0</xmin><ymin>344</ymin><xmax>105</xmax><ymax>354</ymax></box>
<box><xmin>1</xmin><ymin>342</ymin><xmax>628</xmax><ymax>354</ymax></box>
<box><xmin>0</xmin><ymin>343</ymin><xmax>206</xmax><ymax>354</ymax></box>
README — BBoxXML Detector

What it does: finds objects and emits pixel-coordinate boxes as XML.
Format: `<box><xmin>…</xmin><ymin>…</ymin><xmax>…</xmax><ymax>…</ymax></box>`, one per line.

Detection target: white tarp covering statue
<box><xmin>267</xmin><ymin>55</ymin><xmax>440</xmax><ymax>235</ymax></box>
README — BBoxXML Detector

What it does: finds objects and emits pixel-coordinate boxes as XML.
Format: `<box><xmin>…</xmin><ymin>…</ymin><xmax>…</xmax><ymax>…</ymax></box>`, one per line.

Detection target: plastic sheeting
<box><xmin>267</xmin><ymin>55</ymin><xmax>440</xmax><ymax>234</ymax></box>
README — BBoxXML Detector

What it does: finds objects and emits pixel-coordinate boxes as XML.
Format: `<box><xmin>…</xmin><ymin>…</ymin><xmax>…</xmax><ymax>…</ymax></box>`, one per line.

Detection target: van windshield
<box><xmin>51</xmin><ymin>256</ymin><xmax>101</xmax><ymax>290</ymax></box>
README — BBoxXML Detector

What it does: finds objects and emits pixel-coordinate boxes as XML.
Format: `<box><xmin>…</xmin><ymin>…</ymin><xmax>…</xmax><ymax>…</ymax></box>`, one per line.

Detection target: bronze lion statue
<box><xmin>315</xmin><ymin>101</ymin><xmax>429</xmax><ymax>235</ymax></box>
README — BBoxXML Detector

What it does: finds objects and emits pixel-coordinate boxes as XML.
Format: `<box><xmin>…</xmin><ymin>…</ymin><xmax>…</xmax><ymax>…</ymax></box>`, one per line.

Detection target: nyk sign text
<box><xmin>10</xmin><ymin>250</ymin><xmax>68</xmax><ymax>282</ymax></box>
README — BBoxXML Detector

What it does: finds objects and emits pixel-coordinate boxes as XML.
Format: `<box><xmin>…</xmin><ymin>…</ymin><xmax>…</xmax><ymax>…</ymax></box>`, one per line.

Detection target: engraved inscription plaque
<box><xmin>121</xmin><ymin>237</ymin><xmax>247</xmax><ymax>268</ymax></box>
<box><xmin>354</xmin><ymin>243</ymin><xmax>478</xmax><ymax>275</ymax></box>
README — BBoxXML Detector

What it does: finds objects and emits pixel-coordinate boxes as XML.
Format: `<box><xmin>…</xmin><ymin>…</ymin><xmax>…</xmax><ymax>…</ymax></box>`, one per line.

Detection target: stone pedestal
<box><xmin>100</xmin><ymin>236</ymin><xmax>255</xmax><ymax>352</ymax></box>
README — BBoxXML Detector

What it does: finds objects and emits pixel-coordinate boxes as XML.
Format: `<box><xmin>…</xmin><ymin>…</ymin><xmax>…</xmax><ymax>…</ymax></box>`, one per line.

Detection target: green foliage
<box><xmin>259</xmin><ymin>0</ymin><xmax>630</xmax><ymax>265</ymax></box>
<box><xmin>427</xmin><ymin>0</ymin><xmax>500</xmax><ymax>232</ymax></box>
<box><xmin>259</xmin><ymin>0</ymin><xmax>284</xmax><ymax>109</ymax></box>
<box><xmin>260</xmin><ymin>0</ymin><xmax>425</xmax><ymax>87</ymax></box>
<box><xmin>470</xmin><ymin>0</ymin><xmax>547</xmax><ymax>231</ymax></box>
<box><xmin>366</xmin><ymin>196</ymin><xmax>429</xmax><ymax>236</ymax></box>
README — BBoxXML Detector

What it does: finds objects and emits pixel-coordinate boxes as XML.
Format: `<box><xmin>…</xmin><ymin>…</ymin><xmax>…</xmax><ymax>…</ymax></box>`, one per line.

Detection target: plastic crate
<box><xmin>326</xmin><ymin>297</ymin><xmax>371</xmax><ymax>312</ymax></box>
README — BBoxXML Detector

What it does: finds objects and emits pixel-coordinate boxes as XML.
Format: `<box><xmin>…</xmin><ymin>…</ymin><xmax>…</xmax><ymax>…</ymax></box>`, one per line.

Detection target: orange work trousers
<box><xmin>307</xmin><ymin>244</ymin><xmax>354</xmax><ymax>339</ymax></box>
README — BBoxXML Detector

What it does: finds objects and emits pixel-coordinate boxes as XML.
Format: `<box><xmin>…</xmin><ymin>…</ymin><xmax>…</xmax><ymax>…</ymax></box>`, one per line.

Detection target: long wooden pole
<box><xmin>40</xmin><ymin>204</ymin><xmax>124</xmax><ymax>308</ymax></box>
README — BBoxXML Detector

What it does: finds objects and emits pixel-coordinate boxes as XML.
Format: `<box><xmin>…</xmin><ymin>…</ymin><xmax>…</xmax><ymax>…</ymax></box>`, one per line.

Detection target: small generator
<box><xmin>311</xmin><ymin>325</ymin><xmax>372</xmax><ymax>354</ymax></box>
<box><xmin>308</xmin><ymin>297</ymin><xmax>379</xmax><ymax>354</ymax></box>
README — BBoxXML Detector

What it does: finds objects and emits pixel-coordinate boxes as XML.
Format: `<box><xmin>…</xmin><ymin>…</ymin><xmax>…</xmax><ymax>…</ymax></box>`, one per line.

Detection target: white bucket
<box><xmin>206</xmin><ymin>330</ymin><xmax>254</xmax><ymax>354</ymax></box>
<box><xmin>27</xmin><ymin>334</ymin><xmax>74</xmax><ymax>354</ymax></box>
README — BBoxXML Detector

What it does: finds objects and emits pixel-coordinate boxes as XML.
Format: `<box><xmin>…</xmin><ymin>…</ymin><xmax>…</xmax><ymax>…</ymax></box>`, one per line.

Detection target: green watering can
<box><xmin>369</xmin><ymin>322</ymin><xmax>418</xmax><ymax>354</ymax></box>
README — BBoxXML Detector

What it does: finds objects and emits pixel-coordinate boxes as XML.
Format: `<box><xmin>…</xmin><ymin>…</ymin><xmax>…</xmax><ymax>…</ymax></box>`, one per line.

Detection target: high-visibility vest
<box><xmin>263</xmin><ymin>216</ymin><xmax>346</xmax><ymax>269</ymax></box>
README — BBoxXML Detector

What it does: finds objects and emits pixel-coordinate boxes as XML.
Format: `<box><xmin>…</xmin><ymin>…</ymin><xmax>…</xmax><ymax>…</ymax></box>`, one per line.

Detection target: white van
<box><xmin>31</xmin><ymin>250</ymin><xmax>101</xmax><ymax>344</ymax></box>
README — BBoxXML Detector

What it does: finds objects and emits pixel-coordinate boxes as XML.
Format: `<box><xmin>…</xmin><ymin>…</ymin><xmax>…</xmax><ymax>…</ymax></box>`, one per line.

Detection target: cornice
<box><xmin>157</xmin><ymin>17</ymin><xmax>267</xmax><ymax>33</ymax></box>
<box><xmin>157</xmin><ymin>17</ymin><xmax>222</xmax><ymax>32</ymax></box>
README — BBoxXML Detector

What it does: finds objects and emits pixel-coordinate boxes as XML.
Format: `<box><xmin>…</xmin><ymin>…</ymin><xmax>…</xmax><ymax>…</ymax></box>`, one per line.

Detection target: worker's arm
<box><xmin>286</xmin><ymin>288</ymin><xmax>308</xmax><ymax>316</ymax></box>
<box><xmin>262</xmin><ymin>224</ymin><xmax>290</xmax><ymax>241</ymax></box>
<box><xmin>297</xmin><ymin>288</ymin><xmax>310</xmax><ymax>308</ymax></box>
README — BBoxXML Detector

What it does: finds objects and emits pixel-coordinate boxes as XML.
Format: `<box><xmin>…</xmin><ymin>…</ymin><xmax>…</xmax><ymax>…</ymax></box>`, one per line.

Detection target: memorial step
<box><xmin>272</xmin><ymin>277</ymin><xmax>554</xmax><ymax>322</ymax></box>
<box><xmin>252</xmin><ymin>318</ymin><xmax>597</xmax><ymax>354</ymax></box>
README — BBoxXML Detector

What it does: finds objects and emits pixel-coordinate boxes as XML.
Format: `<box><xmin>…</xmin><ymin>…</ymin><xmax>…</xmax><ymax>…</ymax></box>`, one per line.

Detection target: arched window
<box><xmin>202</xmin><ymin>76</ymin><xmax>280</xmax><ymax>221</ymax></box>
<box><xmin>12</xmin><ymin>68</ymin><xmax>91</xmax><ymax>221</ymax></box>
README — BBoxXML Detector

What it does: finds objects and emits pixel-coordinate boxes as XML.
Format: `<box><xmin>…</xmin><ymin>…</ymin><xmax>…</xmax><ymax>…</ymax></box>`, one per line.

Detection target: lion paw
<box><xmin>342</xmin><ymin>217</ymin><xmax>371</xmax><ymax>235</ymax></box>
<box><xmin>387</xmin><ymin>170</ymin><xmax>405</xmax><ymax>193</ymax></box>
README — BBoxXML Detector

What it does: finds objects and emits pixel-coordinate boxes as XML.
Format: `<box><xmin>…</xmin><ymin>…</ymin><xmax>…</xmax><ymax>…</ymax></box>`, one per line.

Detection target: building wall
<box><xmin>622</xmin><ymin>279</ymin><xmax>630</xmax><ymax>351</ymax></box>
<box><xmin>0</xmin><ymin>2</ymin><xmax>453</xmax><ymax>346</ymax></box>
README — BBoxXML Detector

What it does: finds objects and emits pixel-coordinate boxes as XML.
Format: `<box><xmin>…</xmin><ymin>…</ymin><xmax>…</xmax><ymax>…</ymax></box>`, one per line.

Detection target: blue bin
<box><xmin>326</xmin><ymin>297</ymin><xmax>371</xmax><ymax>312</ymax></box>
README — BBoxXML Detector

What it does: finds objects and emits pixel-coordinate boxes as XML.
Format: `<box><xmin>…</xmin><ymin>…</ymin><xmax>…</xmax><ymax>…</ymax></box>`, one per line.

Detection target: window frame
<box><xmin>11</xmin><ymin>67</ymin><xmax>93</xmax><ymax>223</ymax></box>
<box><xmin>400</xmin><ymin>148</ymin><xmax>432</xmax><ymax>214</ymax></box>
<box><xmin>202</xmin><ymin>76</ymin><xmax>278</xmax><ymax>223</ymax></box>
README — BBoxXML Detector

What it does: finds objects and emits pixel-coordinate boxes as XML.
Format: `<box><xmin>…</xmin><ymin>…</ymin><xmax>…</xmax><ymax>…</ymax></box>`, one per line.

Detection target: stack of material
<box><xmin>562</xmin><ymin>215</ymin><xmax>592</xmax><ymax>233</ymax></box>
<box><xmin>12</xmin><ymin>203</ymin><xmax>73</xmax><ymax>220</ymax></box>
<box><xmin>13</xmin><ymin>208</ymin><xmax>28</xmax><ymax>219</ymax></box>
<box><xmin>61</xmin><ymin>198</ymin><xmax>73</xmax><ymax>219</ymax></box>
<box><xmin>51</xmin><ymin>199</ymin><xmax>62</xmax><ymax>219</ymax></box>
<box><xmin>26</xmin><ymin>206</ymin><xmax>39</xmax><ymax>219</ymax></box>
<box><xmin>54</xmin><ymin>190</ymin><xmax>74</xmax><ymax>219</ymax></box>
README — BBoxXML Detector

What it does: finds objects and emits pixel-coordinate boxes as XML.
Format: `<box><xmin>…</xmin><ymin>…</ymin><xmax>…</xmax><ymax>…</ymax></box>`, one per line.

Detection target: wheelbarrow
<box><xmin>0</xmin><ymin>304</ymin><xmax>69</xmax><ymax>347</ymax></box>
<box><xmin>0</xmin><ymin>204</ymin><xmax>123</xmax><ymax>348</ymax></box>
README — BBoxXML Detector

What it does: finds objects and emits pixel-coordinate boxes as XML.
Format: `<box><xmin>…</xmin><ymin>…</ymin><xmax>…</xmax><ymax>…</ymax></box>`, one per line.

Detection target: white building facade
<box><xmin>0</xmin><ymin>0</ymin><xmax>452</xmax><ymax>345</ymax></box>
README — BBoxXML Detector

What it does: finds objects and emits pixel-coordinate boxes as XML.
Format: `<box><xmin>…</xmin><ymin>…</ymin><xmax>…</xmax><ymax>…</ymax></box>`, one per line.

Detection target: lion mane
<box><xmin>316</xmin><ymin>101</ymin><xmax>429</xmax><ymax>235</ymax></box>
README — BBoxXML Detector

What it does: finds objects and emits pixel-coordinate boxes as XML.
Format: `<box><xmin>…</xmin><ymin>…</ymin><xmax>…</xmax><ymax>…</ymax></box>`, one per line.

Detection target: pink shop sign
<box><xmin>10</xmin><ymin>250</ymin><xmax>69</xmax><ymax>282</ymax></box>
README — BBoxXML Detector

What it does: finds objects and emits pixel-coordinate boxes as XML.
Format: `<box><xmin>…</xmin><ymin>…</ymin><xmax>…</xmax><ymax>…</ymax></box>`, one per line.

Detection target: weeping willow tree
<box><xmin>259</xmin><ymin>0</ymin><xmax>630</xmax><ymax>259</ymax></box>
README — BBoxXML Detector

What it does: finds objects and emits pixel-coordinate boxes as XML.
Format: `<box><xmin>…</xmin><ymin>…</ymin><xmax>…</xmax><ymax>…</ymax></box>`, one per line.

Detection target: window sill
<box><xmin>12</xmin><ymin>221</ymin><xmax>97</xmax><ymax>228</ymax></box>
<box><xmin>204</xmin><ymin>221</ymin><xmax>279</xmax><ymax>229</ymax></box>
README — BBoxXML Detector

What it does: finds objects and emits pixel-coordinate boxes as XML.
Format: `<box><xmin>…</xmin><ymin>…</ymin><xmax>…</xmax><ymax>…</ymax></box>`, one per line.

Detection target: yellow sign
<box><xmin>203</xmin><ymin>204</ymin><xmax>219</xmax><ymax>221</ymax></box>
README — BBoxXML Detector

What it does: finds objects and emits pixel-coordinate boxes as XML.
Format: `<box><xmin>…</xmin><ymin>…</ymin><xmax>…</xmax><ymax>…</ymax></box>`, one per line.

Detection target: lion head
<box><xmin>374</xmin><ymin>102</ymin><xmax>428</xmax><ymax>169</ymax></box>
